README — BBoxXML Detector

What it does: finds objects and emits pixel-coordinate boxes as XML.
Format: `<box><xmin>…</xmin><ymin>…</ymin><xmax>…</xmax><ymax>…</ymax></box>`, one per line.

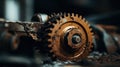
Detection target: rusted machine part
<box><xmin>98</xmin><ymin>26</ymin><xmax>117</xmax><ymax>54</ymax></box>
<box><xmin>0</xmin><ymin>19</ymin><xmax>43</xmax><ymax>40</ymax></box>
<box><xmin>112</xmin><ymin>34</ymin><xmax>120</xmax><ymax>53</ymax></box>
<box><xmin>40</xmin><ymin>13</ymin><xmax>93</xmax><ymax>61</ymax></box>
<box><xmin>96</xmin><ymin>24</ymin><xmax>120</xmax><ymax>53</ymax></box>
<box><xmin>31</xmin><ymin>13</ymin><xmax>43</xmax><ymax>23</ymax></box>
<box><xmin>92</xmin><ymin>25</ymin><xmax>118</xmax><ymax>54</ymax></box>
<box><xmin>0</xmin><ymin>31</ymin><xmax>35</xmax><ymax>55</ymax></box>
<box><xmin>0</xmin><ymin>18</ymin><xmax>42</xmax><ymax>31</ymax></box>
<box><xmin>0</xmin><ymin>19</ymin><xmax>43</xmax><ymax>53</ymax></box>
<box><xmin>0</xmin><ymin>31</ymin><xmax>19</xmax><ymax>51</ymax></box>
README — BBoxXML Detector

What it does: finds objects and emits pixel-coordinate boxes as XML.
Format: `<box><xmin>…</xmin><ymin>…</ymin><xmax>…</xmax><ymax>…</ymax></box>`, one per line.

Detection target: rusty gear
<box><xmin>41</xmin><ymin>13</ymin><xmax>93</xmax><ymax>61</ymax></box>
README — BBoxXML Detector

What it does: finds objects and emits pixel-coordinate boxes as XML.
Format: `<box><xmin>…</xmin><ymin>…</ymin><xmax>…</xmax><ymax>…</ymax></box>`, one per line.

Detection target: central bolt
<box><xmin>72</xmin><ymin>35</ymin><xmax>81</xmax><ymax>44</ymax></box>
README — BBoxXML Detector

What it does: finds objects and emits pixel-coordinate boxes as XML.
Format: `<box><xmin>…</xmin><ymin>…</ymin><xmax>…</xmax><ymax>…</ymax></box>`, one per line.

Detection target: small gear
<box><xmin>40</xmin><ymin>13</ymin><xmax>93</xmax><ymax>61</ymax></box>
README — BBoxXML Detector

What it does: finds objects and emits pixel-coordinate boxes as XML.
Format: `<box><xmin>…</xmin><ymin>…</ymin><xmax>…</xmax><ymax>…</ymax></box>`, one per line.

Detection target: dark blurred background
<box><xmin>0</xmin><ymin>0</ymin><xmax>120</xmax><ymax>24</ymax></box>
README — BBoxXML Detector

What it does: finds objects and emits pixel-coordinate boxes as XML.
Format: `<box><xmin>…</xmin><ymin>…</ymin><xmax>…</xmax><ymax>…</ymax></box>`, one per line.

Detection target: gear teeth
<box><xmin>68</xmin><ymin>13</ymin><xmax>70</xmax><ymax>17</ymax></box>
<box><xmin>75</xmin><ymin>14</ymin><xmax>79</xmax><ymax>17</ymax></box>
<box><xmin>79</xmin><ymin>16</ymin><xmax>82</xmax><ymax>19</ymax></box>
<box><xmin>84</xmin><ymin>19</ymin><xmax>88</xmax><ymax>23</ymax></box>
<box><xmin>49</xmin><ymin>28</ymin><xmax>53</xmax><ymax>31</ymax></box>
<box><xmin>64</xmin><ymin>12</ymin><xmax>66</xmax><ymax>17</ymax></box>
<box><xmin>72</xmin><ymin>13</ymin><xmax>74</xmax><ymax>17</ymax></box>
<box><xmin>56</xmin><ymin>13</ymin><xmax>60</xmax><ymax>16</ymax></box>
<box><xmin>60</xmin><ymin>12</ymin><xmax>63</xmax><ymax>16</ymax></box>
<box><xmin>60</xmin><ymin>16</ymin><xmax>63</xmax><ymax>20</ymax></box>
<box><xmin>47</xmin><ymin>33</ymin><xmax>52</xmax><ymax>36</ymax></box>
<box><xmin>90</xmin><ymin>28</ymin><xmax>92</xmax><ymax>32</ymax></box>
<box><xmin>85</xmin><ymin>21</ymin><xmax>88</xmax><ymax>24</ymax></box>
<box><xmin>52</xmin><ymin>23</ymin><xmax>56</xmax><ymax>26</ymax></box>
<box><xmin>82</xmin><ymin>18</ymin><xmax>85</xmax><ymax>22</ymax></box>
<box><xmin>88</xmin><ymin>24</ymin><xmax>91</xmax><ymax>27</ymax></box>
<box><xmin>51</xmin><ymin>14</ymin><xmax>54</xmax><ymax>17</ymax></box>
<box><xmin>85</xmin><ymin>21</ymin><xmax>90</xmax><ymax>27</ymax></box>
<box><xmin>48</xmin><ymin>39</ymin><xmax>52</xmax><ymax>42</ymax></box>
<box><xmin>91</xmin><ymin>32</ymin><xmax>94</xmax><ymax>35</ymax></box>
<box><xmin>48</xmin><ymin>45</ymin><xmax>53</xmax><ymax>48</ymax></box>
<box><xmin>57</xmin><ymin>13</ymin><xmax>60</xmax><ymax>16</ymax></box>
<box><xmin>85</xmin><ymin>21</ymin><xmax>89</xmax><ymax>26</ymax></box>
<box><xmin>53</xmin><ymin>12</ymin><xmax>56</xmax><ymax>15</ymax></box>
<box><xmin>49</xmin><ymin>13</ymin><xmax>60</xmax><ymax>19</ymax></box>
<box><xmin>56</xmin><ymin>20</ymin><xmax>60</xmax><ymax>23</ymax></box>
